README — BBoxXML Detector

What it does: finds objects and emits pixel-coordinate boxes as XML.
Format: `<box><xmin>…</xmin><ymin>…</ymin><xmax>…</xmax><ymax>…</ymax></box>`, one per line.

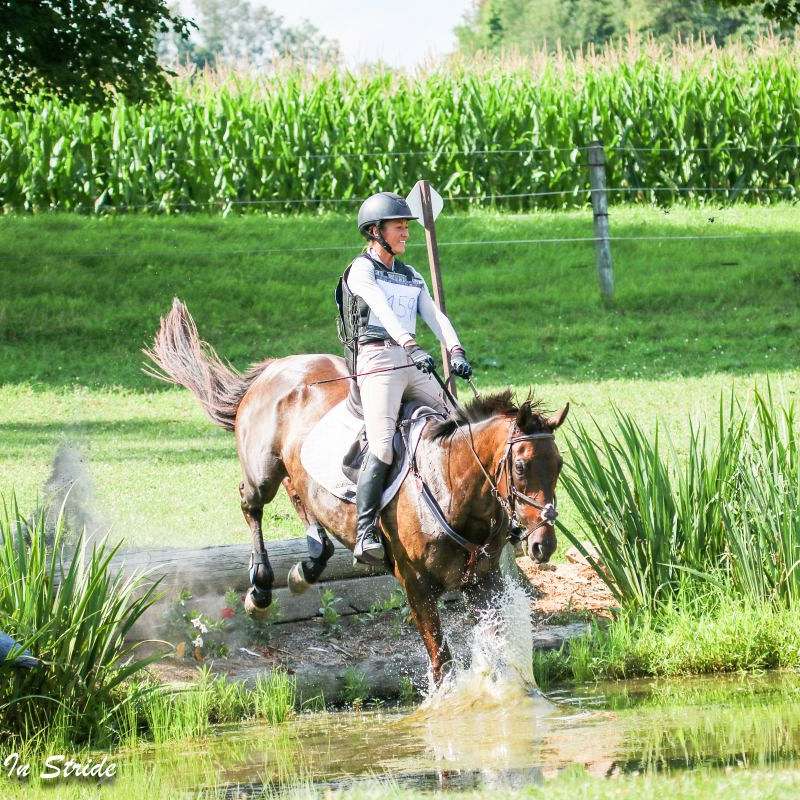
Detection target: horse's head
<box><xmin>501</xmin><ymin>402</ymin><xmax>569</xmax><ymax>564</ymax></box>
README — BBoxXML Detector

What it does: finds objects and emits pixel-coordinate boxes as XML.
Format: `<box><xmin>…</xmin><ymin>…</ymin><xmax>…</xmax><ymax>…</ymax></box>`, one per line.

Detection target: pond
<box><xmin>117</xmin><ymin>580</ymin><xmax>800</xmax><ymax>796</ymax></box>
<box><xmin>123</xmin><ymin>670</ymin><xmax>800</xmax><ymax>795</ymax></box>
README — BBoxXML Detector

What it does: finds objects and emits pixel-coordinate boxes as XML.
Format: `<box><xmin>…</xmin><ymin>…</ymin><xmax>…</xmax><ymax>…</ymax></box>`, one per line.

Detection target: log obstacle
<box><xmin>111</xmin><ymin>538</ymin><xmax>526</xmax><ymax>634</ymax></box>
<box><xmin>110</xmin><ymin>538</ymin><xmax>386</xmax><ymax>596</ymax></box>
<box><xmin>111</xmin><ymin>538</ymin><xmax>401</xmax><ymax>630</ymax></box>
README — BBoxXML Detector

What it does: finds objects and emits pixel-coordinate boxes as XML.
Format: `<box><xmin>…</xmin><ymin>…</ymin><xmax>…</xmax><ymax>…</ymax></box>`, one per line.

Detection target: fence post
<box><xmin>587</xmin><ymin>141</ymin><xmax>614</xmax><ymax>301</ymax></box>
<box><xmin>418</xmin><ymin>179</ymin><xmax>456</xmax><ymax>395</ymax></box>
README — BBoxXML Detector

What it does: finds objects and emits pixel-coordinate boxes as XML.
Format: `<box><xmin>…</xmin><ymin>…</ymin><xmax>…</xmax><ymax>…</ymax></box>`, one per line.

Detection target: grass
<box><xmin>1</xmin><ymin>206</ymin><xmax>797</xmax><ymax>546</ymax></box>
<box><xmin>1</xmin><ymin>205</ymin><xmax>797</xmax><ymax>387</ymax></box>
<box><xmin>3</xmin><ymin>765</ymin><xmax>800</xmax><ymax>800</ymax></box>
<box><xmin>0</xmin><ymin>499</ymin><xmax>160</xmax><ymax>746</ymax></box>
<box><xmin>133</xmin><ymin>666</ymin><xmax>296</xmax><ymax>746</ymax></box>
<box><xmin>1</xmin><ymin>371</ymin><xmax>796</xmax><ymax>548</ymax></box>
<box><xmin>533</xmin><ymin>590</ymin><xmax>800</xmax><ymax>689</ymax></box>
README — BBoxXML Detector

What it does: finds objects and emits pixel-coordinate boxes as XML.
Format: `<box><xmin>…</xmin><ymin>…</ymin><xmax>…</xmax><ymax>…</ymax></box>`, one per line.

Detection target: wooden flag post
<box><xmin>407</xmin><ymin>180</ymin><xmax>455</xmax><ymax>396</ymax></box>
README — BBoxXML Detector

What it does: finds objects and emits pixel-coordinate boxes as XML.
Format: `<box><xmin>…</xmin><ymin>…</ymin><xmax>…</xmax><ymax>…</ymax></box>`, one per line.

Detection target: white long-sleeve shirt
<box><xmin>346</xmin><ymin>247</ymin><xmax>461</xmax><ymax>351</ymax></box>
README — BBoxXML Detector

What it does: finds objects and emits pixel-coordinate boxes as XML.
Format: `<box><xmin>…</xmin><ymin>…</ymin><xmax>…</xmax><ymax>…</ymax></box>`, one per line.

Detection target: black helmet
<box><xmin>357</xmin><ymin>191</ymin><xmax>417</xmax><ymax>236</ymax></box>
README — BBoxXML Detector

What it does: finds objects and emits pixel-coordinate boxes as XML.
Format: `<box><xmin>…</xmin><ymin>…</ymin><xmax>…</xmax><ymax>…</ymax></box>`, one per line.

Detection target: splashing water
<box><xmin>426</xmin><ymin>576</ymin><xmax>538</xmax><ymax>705</ymax></box>
<box><xmin>401</xmin><ymin>576</ymin><xmax>556</xmax><ymax>770</ymax></box>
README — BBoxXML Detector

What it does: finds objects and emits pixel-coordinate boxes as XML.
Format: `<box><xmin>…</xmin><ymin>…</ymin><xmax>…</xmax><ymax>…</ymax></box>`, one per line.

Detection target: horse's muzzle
<box><xmin>528</xmin><ymin>524</ymin><xmax>557</xmax><ymax>563</ymax></box>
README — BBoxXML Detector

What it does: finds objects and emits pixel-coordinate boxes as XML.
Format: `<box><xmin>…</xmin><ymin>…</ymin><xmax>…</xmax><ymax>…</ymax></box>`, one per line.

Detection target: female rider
<box><xmin>337</xmin><ymin>191</ymin><xmax>473</xmax><ymax>566</ymax></box>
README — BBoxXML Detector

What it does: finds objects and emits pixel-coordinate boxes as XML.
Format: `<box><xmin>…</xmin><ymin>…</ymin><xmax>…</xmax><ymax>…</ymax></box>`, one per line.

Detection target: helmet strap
<box><xmin>369</xmin><ymin>223</ymin><xmax>395</xmax><ymax>257</ymax></box>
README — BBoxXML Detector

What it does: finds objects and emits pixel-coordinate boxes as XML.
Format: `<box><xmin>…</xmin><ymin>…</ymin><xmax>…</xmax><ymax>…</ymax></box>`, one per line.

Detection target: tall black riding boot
<box><xmin>353</xmin><ymin>452</ymin><xmax>391</xmax><ymax>567</ymax></box>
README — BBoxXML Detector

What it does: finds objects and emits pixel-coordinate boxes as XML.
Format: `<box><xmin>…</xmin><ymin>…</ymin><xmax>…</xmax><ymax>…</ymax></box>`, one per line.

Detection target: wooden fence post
<box><xmin>588</xmin><ymin>141</ymin><xmax>614</xmax><ymax>301</ymax></box>
<box><xmin>419</xmin><ymin>180</ymin><xmax>455</xmax><ymax>395</ymax></box>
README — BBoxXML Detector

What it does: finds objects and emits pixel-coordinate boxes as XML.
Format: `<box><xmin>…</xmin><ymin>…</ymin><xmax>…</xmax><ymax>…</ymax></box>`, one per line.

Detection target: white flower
<box><xmin>193</xmin><ymin>636</ymin><xmax>204</xmax><ymax>648</ymax></box>
<box><xmin>199</xmin><ymin>623</ymin><xmax>208</xmax><ymax>634</ymax></box>
<box><xmin>191</xmin><ymin>616</ymin><xmax>203</xmax><ymax>628</ymax></box>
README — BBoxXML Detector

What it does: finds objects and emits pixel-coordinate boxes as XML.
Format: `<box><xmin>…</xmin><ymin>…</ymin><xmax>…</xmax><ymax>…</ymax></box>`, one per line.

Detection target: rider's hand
<box><xmin>449</xmin><ymin>346</ymin><xmax>473</xmax><ymax>379</ymax></box>
<box><xmin>403</xmin><ymin>342</ymin><xmax>434</xmax><ymax>374</ymax></box>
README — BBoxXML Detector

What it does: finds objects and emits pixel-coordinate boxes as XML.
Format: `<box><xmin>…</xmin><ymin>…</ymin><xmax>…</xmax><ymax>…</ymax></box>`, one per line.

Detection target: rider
<box><xmin>337</xmin><ymin>191</ymin><xmax>473</xmax><ymax>567</ymax></box>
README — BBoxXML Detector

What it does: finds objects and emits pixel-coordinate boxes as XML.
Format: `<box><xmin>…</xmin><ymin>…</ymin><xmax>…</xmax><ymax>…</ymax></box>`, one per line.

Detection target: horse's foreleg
<box><xmin>402</xmin><ymin>577</ymin><xmax>452</xmax><ymax>685</ymax></box>
<box><xmin>240</xmin><ymin>480</ymin><xmax>277</xmax><ymax>618</ymax></box>
<box><xmin>284</xmin><ymin>477</ymin><xmax>335</xmax><ymax>595</ymax></box>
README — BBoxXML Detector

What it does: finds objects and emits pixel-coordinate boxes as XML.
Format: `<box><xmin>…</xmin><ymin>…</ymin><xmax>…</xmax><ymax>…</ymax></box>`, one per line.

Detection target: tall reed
<box><xmin>560</xmin><ymin>387</ymin><xmax>798</xmax><ymax>612</ymax></box>
<box><xmin>0</xmin><ymin>496</ymin><xmax>161</xmax><ymax>745</ymax></box>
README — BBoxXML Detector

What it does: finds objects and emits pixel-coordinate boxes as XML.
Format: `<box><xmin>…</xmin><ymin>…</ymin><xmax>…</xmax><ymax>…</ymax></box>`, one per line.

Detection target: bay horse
<box><xmin>145</xmin><ymin>299</ymin><xmax>568</xmax><ymax>683</ymax></box>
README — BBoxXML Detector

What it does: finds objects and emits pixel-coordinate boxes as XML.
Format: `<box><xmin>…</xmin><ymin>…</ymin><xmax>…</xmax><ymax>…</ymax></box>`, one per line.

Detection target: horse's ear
<box><xmin>546</xmin><ymin>403</ymin><xmax>569</xmax><ymax>430</ymax></box>
<box><xmin>516</xmin><ymin>401</ymin><xmax>533</xmax><ymax>431</ymax></box>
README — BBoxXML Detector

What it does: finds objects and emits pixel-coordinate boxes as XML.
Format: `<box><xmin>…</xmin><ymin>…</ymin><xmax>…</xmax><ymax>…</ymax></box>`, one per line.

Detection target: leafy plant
<box><xmin>163</xmin><ymin>589</ymin><xmax>229</xmax><ymax>660</ymax></box>
<box><xmin>397</xmin><ymin>675</ymin><xmax>417</xmax><ymax>705</ymax></box>
<box><xmin>319</xmin><ymin>588</ymin><xmax>341</xmax><ymax>635</ymax></box>
<box><xmin>341</xmin><ymin>667</ymin><xmax>369</xmax><ymax>706</ymax></box>
<box><xmin>223</xmin><ymin>587</ymin><xmax>280</xmax><ymax>645</ymax></box>
<box><xmin>0</xmin><ymin>493</ymin><xmax>161</xmax><ymax>745</ymax></box>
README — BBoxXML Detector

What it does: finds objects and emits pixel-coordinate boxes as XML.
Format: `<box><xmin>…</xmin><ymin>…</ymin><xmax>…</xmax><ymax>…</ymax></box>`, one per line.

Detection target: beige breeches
<box><xmin>356</xmin><ymin>341</ymin><xmax>447</xmax><ymax>464</ymax></box>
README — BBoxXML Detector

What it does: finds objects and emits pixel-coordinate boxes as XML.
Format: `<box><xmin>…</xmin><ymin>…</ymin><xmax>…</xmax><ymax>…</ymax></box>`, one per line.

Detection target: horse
<box><xmin>145</xmin><ymin>299</ymin><xmax>568</xmax><ymax>683</ymax></box>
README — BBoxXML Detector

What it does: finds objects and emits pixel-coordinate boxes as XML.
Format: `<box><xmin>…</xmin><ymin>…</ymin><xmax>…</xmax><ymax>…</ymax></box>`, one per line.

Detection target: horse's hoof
<box><xmin>244</xmin><ymin>587</ymin><xmax>273</xmax><ymax>619</ymax></box>
<box><xmin>287</xmin><ymin>562</ymin><xmax>310</xmax><ymax>595</ymax></box>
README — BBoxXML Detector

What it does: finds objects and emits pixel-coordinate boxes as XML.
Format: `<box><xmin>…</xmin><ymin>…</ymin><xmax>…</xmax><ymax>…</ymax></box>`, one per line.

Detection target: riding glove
<box><xmin>449</xmin><ymin>347</ymin><xmax>473</xmax><ymax>379</ymax></box>
<box><xmin>404</xmin><ymin>343</ymin><xmax>435</xmax><ymax>373</ymax></box>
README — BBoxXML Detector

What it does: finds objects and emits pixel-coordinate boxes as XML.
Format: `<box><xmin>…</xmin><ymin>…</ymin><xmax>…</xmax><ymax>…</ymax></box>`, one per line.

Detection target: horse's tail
<box><xmin>143</xmin><ymin>298</ymin><xmax>263</xmax><ymax>432</ymax></box>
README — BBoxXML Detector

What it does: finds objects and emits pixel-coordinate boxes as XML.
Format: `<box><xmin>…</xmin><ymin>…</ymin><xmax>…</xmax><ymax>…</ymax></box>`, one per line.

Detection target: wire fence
<box><xmin>146</xmin><ymin>142</ymin><xmax>800</xmax><ymax>161</ymax></box>
<box><xmin>0</xmin><ymin>231</ymin><xmax>789</xmax><ymax>263</ymax></box>
<box><xmin>6</xmin><ymin>142</ymin><xmax>799</xmax><ymax>214</ymax></box>
<box><xmin>52</xmin><ymin>182</ymin><xmax>800</xmax><ymax>213</ymax></box>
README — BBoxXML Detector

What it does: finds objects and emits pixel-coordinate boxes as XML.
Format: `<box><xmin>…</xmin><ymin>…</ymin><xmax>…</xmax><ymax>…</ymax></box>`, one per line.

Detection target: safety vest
<box><xmin>335</xmin><ymin>252</ymin><xmax>424</xmax><ymax>366</ymax></box>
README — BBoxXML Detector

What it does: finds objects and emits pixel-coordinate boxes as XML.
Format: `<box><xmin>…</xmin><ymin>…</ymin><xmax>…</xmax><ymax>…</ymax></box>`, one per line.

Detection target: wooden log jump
<box><xmin>110</xmin><ymin>538</ymin><xmax>385</xmax><ymax>596</ymax></box>
<box><xmin>110</xmin><ymin>538</ymin><xmax>399</xmax><ymax>629</ymax></box>
<box><xmin>110</xmin><ymin>538</ymin><xmax>523</xmax><ymax>630</ymax></box>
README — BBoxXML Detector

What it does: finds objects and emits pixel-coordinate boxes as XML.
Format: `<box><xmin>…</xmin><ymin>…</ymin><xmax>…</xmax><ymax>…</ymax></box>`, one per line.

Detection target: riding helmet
<box><xmin>357</xmin><ymin>191</ymin><xmax>417</xmax><ymax>236</ymax></box>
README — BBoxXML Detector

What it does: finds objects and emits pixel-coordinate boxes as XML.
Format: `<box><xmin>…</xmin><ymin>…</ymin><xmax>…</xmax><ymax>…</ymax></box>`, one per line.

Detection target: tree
<box><xmin>157</xmin><ymin>0</ymin><xmax>340</xmax><ymax>69</ymax></box>
<box><xmin>716</xmin><ymin>0</ymin><xmax>800</xmax><ymax>25</ymax></box>
<box><xmin>455</xmin><ymin>0</ymin><xmax>777</xmax><ymax>54</ymax></box>
<box><xmin>0</xmin><ymin>0</ymin><xmax>194</xmax><ymax>106</ymax></box>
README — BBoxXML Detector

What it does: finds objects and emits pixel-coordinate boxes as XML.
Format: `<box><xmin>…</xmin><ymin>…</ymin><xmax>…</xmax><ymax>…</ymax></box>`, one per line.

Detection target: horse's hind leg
<box><xmin>240</xmin><ymin>479</ymin><xmax>279</xmax><ymax>618</ymax></box>
<box><xmin>284</xmin><ymin>478</ymin><xmax>335</xmax><ymax>595</ymax></box>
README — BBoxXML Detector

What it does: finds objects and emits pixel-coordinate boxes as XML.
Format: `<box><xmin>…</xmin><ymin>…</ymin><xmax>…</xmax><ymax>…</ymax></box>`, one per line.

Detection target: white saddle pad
<box><xmin>300</xmin><ymin>398</ymin><xmax>439</xmax><ymax>508</ymax></box>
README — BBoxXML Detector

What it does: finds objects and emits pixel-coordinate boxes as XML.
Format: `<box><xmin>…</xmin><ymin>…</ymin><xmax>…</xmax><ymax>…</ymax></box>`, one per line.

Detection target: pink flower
<box><xmin>220</xmin><ymin>607</ymin><xmax>235</xmax><ymax>620</ymax></box>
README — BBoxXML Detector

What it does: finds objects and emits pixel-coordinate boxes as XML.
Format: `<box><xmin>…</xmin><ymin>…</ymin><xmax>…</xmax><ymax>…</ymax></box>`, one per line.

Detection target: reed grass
<box><xmin>559</xmin><ymin>386</ymin><xmax>800</xmax><ymax>612</ymax></box>
<box><xmin>2</xmin><ymin>36</ymin><xmax>800</xmax><ymax>213</ymax></box>
<box><xmin>533</xmin><ymin>588</ymin><xmax>800</xmax><ymax>687</ymax></box>
<box><xmin>0</xmin><ymin>496</ymin><xmax>161</xmax><ymax>745</ymax></box>
<box><xmin>104</xmin><ymin>665</ymin><xmax>295</xmax><ymax>746</ymax></box>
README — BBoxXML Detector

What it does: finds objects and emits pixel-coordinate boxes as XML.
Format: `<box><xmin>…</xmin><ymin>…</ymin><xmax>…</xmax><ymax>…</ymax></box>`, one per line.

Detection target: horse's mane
<box><xmin>426</xmin><ymin>388</ymin><xmax>551</xmax><ymax>441</ymax></box>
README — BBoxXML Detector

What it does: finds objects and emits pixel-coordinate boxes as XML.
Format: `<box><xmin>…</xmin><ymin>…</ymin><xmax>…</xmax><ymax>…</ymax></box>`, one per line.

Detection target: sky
<box><xmin>263</xmin><ymin>0</ymin><xmax>475</xmax><ymax>69</ymax></box>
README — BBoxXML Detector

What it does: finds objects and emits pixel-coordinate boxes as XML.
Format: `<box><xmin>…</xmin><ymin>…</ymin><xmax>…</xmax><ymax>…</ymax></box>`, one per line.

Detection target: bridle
<box><xmin>458</xmin><ymin>420</ymin><xmax>559</xmax><ymax>548</ymax></box>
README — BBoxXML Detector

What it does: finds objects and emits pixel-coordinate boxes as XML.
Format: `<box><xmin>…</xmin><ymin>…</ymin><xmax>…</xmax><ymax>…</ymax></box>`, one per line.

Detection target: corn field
<box><xmin>2</xmin><ymin>37</ymin><xmax>800</xmax><ymax>213</ymax></box>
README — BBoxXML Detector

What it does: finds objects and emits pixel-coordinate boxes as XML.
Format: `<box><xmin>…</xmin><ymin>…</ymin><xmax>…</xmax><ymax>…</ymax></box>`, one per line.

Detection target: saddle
<box><xmin>299</xmin><ymin>397</ymin><xmax>443</xmax><ymax>508</ymax></box>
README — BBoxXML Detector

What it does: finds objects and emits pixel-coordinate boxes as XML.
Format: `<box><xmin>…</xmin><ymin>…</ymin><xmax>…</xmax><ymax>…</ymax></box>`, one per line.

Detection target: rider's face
<box><xmin>376</xmin><ymin>219</ymin><xmax>409</xmax><ymax>255</ymax></box>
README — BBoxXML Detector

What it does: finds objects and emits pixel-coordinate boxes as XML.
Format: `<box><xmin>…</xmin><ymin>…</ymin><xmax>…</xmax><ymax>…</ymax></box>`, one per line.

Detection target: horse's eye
<box><xmin>514</xmin><ymin>459</ymin><xmax>525</xmax><ymax>476</ymax></box>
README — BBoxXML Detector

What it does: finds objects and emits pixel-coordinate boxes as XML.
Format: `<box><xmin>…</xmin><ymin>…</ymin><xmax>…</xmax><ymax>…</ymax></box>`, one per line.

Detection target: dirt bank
<box><xmin>146</xmin><ymin>557</ymin><xmax>615</xmax><ymax>702</ymax></box>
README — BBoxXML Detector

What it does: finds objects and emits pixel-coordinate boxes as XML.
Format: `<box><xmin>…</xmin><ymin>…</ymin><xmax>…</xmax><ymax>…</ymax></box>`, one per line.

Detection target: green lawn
<box><xmin>1</xmin><ymin>372</ymin><xmax>795</xmax><ymax>549</ymax></box>
<box><xmin>1</xmin><ymin>205</ymin><xmax>797</xmax><ymax>547</ymax></box>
